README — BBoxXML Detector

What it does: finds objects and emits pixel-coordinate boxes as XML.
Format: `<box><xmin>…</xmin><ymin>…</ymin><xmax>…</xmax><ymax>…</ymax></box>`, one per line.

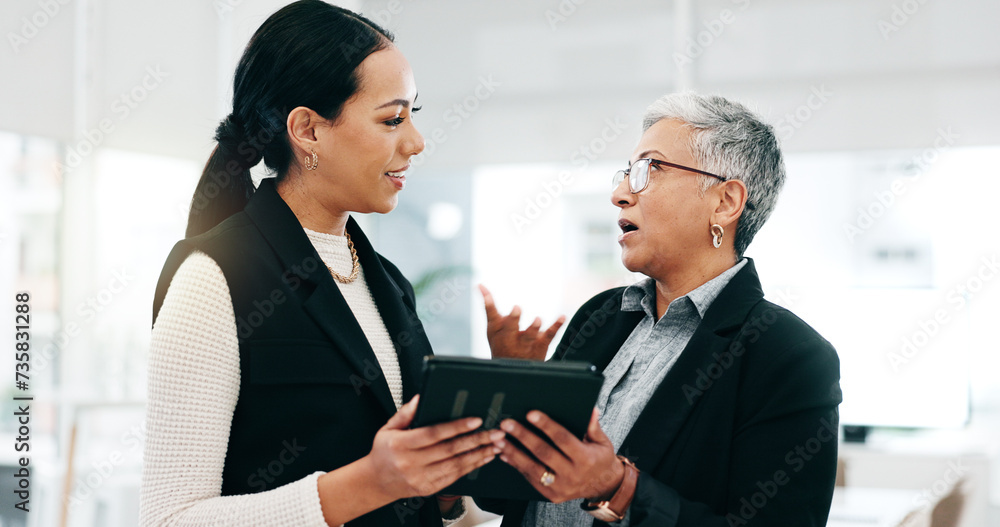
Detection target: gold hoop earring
<box><xmin>304</xmin><ymin>151</ymin><xmax>318</xmax><ymax>171</ymax></box>
<box><xmin>711</xmin><ymin>224</ymin><xmax>724</xmax><ymax>249</ymax></box>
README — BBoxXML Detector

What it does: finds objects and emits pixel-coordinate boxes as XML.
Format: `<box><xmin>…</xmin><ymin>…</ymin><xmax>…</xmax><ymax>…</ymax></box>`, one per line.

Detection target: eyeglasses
<box><xmin>612</xmin><ymin>158</ymin><xmax>726</xmax><ymax>194</ymax></box>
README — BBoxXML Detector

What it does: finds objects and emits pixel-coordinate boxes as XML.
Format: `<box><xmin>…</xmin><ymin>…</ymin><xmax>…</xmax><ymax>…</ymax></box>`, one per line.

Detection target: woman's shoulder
<box><xmin>186</xmin><ymin>210</ymin><xmax>259</xmax><ymax>250</ymax></box>
<box><xmin>734</xmin><ymin>299</ymin><xmax>843</xmax><ymax>416</ymax></box>
<box><xmin>156</xmin><ymin>212</ymin><xmax>256</xmax><ymax>283</ymax></box>
<box><xmin>744</xmin><ymin>300</ymin><xmax>833</xmax><ymax>350</ymax></box>
<box><xmin>175</xmin><ymin>250</ymin><xmax>223</xmax><ymax>276</ymax></box>
<box><xmin>153</xmin><ymin>250</ymin><xmax>235</xmax><ymax>333</ymax></box>
<box><xmin>736</xmin><ymin>300</ymin><xmax>840</xmax><ymax>396</ymax></box>
<box><xmin>575</xmin><ymin>287</ymin><xmax>628</xmax><ymax>314</ymax></box>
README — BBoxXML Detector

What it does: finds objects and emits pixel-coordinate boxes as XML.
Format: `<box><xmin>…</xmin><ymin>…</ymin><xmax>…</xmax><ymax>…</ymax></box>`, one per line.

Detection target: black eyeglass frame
<box><xmin>613</xmin><ymin>158</ymin><xmax>726</xmax><ymax>194</ymax></box>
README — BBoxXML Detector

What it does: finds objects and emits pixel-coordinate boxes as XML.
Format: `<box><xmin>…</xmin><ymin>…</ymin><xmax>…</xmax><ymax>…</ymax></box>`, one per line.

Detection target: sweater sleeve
<box><xmin>139</xmin><ymin>251</ymin><xmax>330</xmax><ymax>527</ymax></box>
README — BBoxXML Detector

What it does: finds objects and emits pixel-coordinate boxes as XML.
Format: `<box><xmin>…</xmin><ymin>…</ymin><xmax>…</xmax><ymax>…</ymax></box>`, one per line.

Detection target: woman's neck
<box><xmin>652</xmin><ymin>252</ymin><xmax>737</xmax><ymax>319</ymax></box>
<box><xmin>276</xmin><ymin>171</ymin><xmax>349</xmax><ymax>235</ymax></box>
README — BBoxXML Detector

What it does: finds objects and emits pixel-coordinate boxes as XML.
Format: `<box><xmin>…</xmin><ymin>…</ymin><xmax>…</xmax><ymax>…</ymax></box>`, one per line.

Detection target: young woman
<box><xmin>141</xmin><ymin>2</ymin><xmax>500</xmax><ymax>526</ymax></box>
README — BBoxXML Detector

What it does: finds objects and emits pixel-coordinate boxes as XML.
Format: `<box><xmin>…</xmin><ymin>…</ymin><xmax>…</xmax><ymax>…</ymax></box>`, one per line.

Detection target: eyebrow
<box><xmin>374</xmin><ymin>93</ymin><xmax>419</xmax><ymax>111</ymax></box>
<box><xmin>631</xmin><ymin>149</ymin><xmax>667</xmax><ymax>164</ymax></box>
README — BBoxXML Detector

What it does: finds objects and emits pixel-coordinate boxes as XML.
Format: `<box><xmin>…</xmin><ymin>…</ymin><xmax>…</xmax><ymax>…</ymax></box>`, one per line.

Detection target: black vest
<box><xmin>153</xmin><ymin>179</ymin><xmax>441</xmax><ymax>526</ymax></box>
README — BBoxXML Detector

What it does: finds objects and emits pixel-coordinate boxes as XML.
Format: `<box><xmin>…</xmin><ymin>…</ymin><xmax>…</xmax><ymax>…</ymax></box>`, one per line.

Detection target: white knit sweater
<box><xmin>139</xmin><ymin>228</ymin><xmax>430</xmax><ymax>526</ymax></box>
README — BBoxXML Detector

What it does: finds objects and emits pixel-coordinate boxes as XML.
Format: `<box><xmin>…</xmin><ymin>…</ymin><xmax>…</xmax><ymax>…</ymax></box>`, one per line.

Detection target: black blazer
<box><xmin>480</xmin><ymin>259</ymin><xmax>842</xmax><ymax>526</ymax></box>
<box><xmin>153</xmin><ymin>178</ymin><xmax>442</xmax><ymax>526</ymax></box>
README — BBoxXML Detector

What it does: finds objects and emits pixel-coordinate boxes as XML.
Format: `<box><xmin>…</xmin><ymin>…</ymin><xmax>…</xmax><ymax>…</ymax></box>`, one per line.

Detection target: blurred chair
<box><xmin>929</xmin><ymin>478</ymin><xmax>966</xmax><ymax>527</ymax></box>
<box><xmin>895</xmin><ymin>477</ymin><xmax>966</xmax><ymax>527</ymax></box>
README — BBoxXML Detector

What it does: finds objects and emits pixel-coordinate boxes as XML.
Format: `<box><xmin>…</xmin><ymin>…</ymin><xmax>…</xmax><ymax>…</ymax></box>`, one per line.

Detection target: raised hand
<box><xmin>479</xmin><ymin>284</ymin><xmax>566</xmax><ymax>361</ymax></box>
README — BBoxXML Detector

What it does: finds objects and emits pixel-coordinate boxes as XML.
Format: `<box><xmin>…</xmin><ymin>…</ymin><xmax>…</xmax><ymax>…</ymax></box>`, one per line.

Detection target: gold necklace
<box><xmin>327</xmin><ymin>233</ymin><xmax>360</xmax><ymax>284</ymax></box>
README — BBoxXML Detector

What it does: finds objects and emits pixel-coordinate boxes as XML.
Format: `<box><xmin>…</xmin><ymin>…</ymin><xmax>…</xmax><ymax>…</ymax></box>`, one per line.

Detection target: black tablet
<box><xmin>411</xmin><ymin>355</ymin><xmax>604</xmax><ymax>501</ymax></box>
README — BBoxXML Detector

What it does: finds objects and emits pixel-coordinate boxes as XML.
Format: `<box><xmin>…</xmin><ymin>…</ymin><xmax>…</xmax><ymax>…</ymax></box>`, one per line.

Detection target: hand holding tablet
<box><xmin>411</xmin><ymin>356</ymin><xmax>603</xmax><ymax>500</ymax></box>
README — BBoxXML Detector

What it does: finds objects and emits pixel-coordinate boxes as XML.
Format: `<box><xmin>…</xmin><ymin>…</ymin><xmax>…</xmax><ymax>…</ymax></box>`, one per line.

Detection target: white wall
<box><xmin>362</xmin><ymin>0</ymin><xmax>1000</xmax><ymax>173</ymax></box>
<box><xmin>0</xmin><ymin>0</ymin><xmax>360</xmax><ymax>161</ymax></box>
<box><xmin>3</xmin><ymin>0</ymin><xmax>996</xmax><ymax>164</ymax></box>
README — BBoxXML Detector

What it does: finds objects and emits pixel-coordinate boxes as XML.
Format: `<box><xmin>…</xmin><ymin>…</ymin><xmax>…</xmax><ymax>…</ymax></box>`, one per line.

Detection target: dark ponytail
<box><xmin>185</xmin><ymin>0</ymin><xmax>394</xmax><ymax>237</ymax></box>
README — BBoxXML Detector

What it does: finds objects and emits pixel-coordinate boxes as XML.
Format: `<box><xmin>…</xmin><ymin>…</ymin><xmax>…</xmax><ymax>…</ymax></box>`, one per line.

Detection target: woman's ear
<box><xmin>711</xmin><ymin>179</ymin><xmax>748</xmax><ymax>229</ymax></box>
<box><xmin>286</xmin><ymin>106</ymin><xmax>321</xmax><ymax>157</ymax></box>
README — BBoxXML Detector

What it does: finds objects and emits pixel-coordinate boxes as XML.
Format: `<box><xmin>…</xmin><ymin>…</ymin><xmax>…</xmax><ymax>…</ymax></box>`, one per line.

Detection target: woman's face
<box><xmin>310</xmin><ymin>45</ymin><xmax>424</xmax><ymax>215</ymax></box>
<box><xmin>612</xmin><ymin>119</ymin><xmax>719</xmax><ymax>279</ymax></box>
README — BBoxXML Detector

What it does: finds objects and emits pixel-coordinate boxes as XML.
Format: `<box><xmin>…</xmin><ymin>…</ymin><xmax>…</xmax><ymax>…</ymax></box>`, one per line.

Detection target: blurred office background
<box><xmin>1</xmin><ymin>0</ymin><xmax>999</xmax><ymax>525</ymax></box>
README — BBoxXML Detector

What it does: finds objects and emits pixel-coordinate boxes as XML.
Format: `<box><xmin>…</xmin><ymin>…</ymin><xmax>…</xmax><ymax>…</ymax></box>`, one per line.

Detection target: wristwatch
<box><xmin>581</xmin><ymin>455</ymin><xmax>639</xmax><ymax>522</ymax></box>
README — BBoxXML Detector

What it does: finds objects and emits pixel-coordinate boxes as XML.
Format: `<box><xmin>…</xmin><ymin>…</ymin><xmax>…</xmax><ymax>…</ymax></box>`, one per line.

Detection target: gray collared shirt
<box><xmin>524</xmin><ymin>259</ymin><xmax>747</xmax><ymax>527</ymax></box>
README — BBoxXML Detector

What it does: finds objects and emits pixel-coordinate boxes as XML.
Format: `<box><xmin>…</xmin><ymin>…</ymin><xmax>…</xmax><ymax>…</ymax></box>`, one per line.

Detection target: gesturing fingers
<box><xmin>506</xmin><ymin>305</ymin><xmax>523</xmax><ymax>329</ymax></box>
<box><xmin>542</xmin><ymin>315</ymin><xmax>567</xmax><ymax>342</ymax></box>
<box><xmin>480</xmin><ymin>285</ymin><xmax>522</xmax><ymax>333</ymax></box>
<box><xmin>479</xmin><ymin>284</ymin><xmax>501</xmax><ymax>323</ymax></box>
<box><xmin>520</xmin><ymin>317</ymin><xmax>542</xmax><ymax>342</ymax></box>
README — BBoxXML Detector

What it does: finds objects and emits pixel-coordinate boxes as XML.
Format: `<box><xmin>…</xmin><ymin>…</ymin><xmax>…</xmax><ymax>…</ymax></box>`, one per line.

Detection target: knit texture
<box><xmin>140</xmin><ymin>251</ymin><xmax>328</xmax><ymax>526</ymax></box>
<box><xmin>303</xmin><ymin>227</ymin><xmax>403</xmax><ymax>408</ymax></box>
<box><xmin>140</xmin><ymin>228</ymin><xmax>407</xmax><ymax>526</ymax></box>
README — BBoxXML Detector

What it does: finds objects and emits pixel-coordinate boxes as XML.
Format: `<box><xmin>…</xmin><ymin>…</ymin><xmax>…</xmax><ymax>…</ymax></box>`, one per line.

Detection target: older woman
<box><xmin>480</xmin><ymin>92</ymin><xmax>842</xmax><ymax>526</ymax></box>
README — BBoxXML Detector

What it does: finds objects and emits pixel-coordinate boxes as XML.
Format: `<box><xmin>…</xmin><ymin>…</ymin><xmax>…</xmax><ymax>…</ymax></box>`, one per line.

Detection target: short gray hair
<box><xmin>642</xmin><ymin>92</ymin><xmax>785</xmax><ymax>256</ymax></box>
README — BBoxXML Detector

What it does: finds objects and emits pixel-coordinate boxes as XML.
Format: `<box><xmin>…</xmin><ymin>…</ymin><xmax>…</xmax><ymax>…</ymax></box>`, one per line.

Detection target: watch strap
<box><xmin>581</xmin><ymin>455</ymin><xmax>639</xmax><ymax>522</ymax></box>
